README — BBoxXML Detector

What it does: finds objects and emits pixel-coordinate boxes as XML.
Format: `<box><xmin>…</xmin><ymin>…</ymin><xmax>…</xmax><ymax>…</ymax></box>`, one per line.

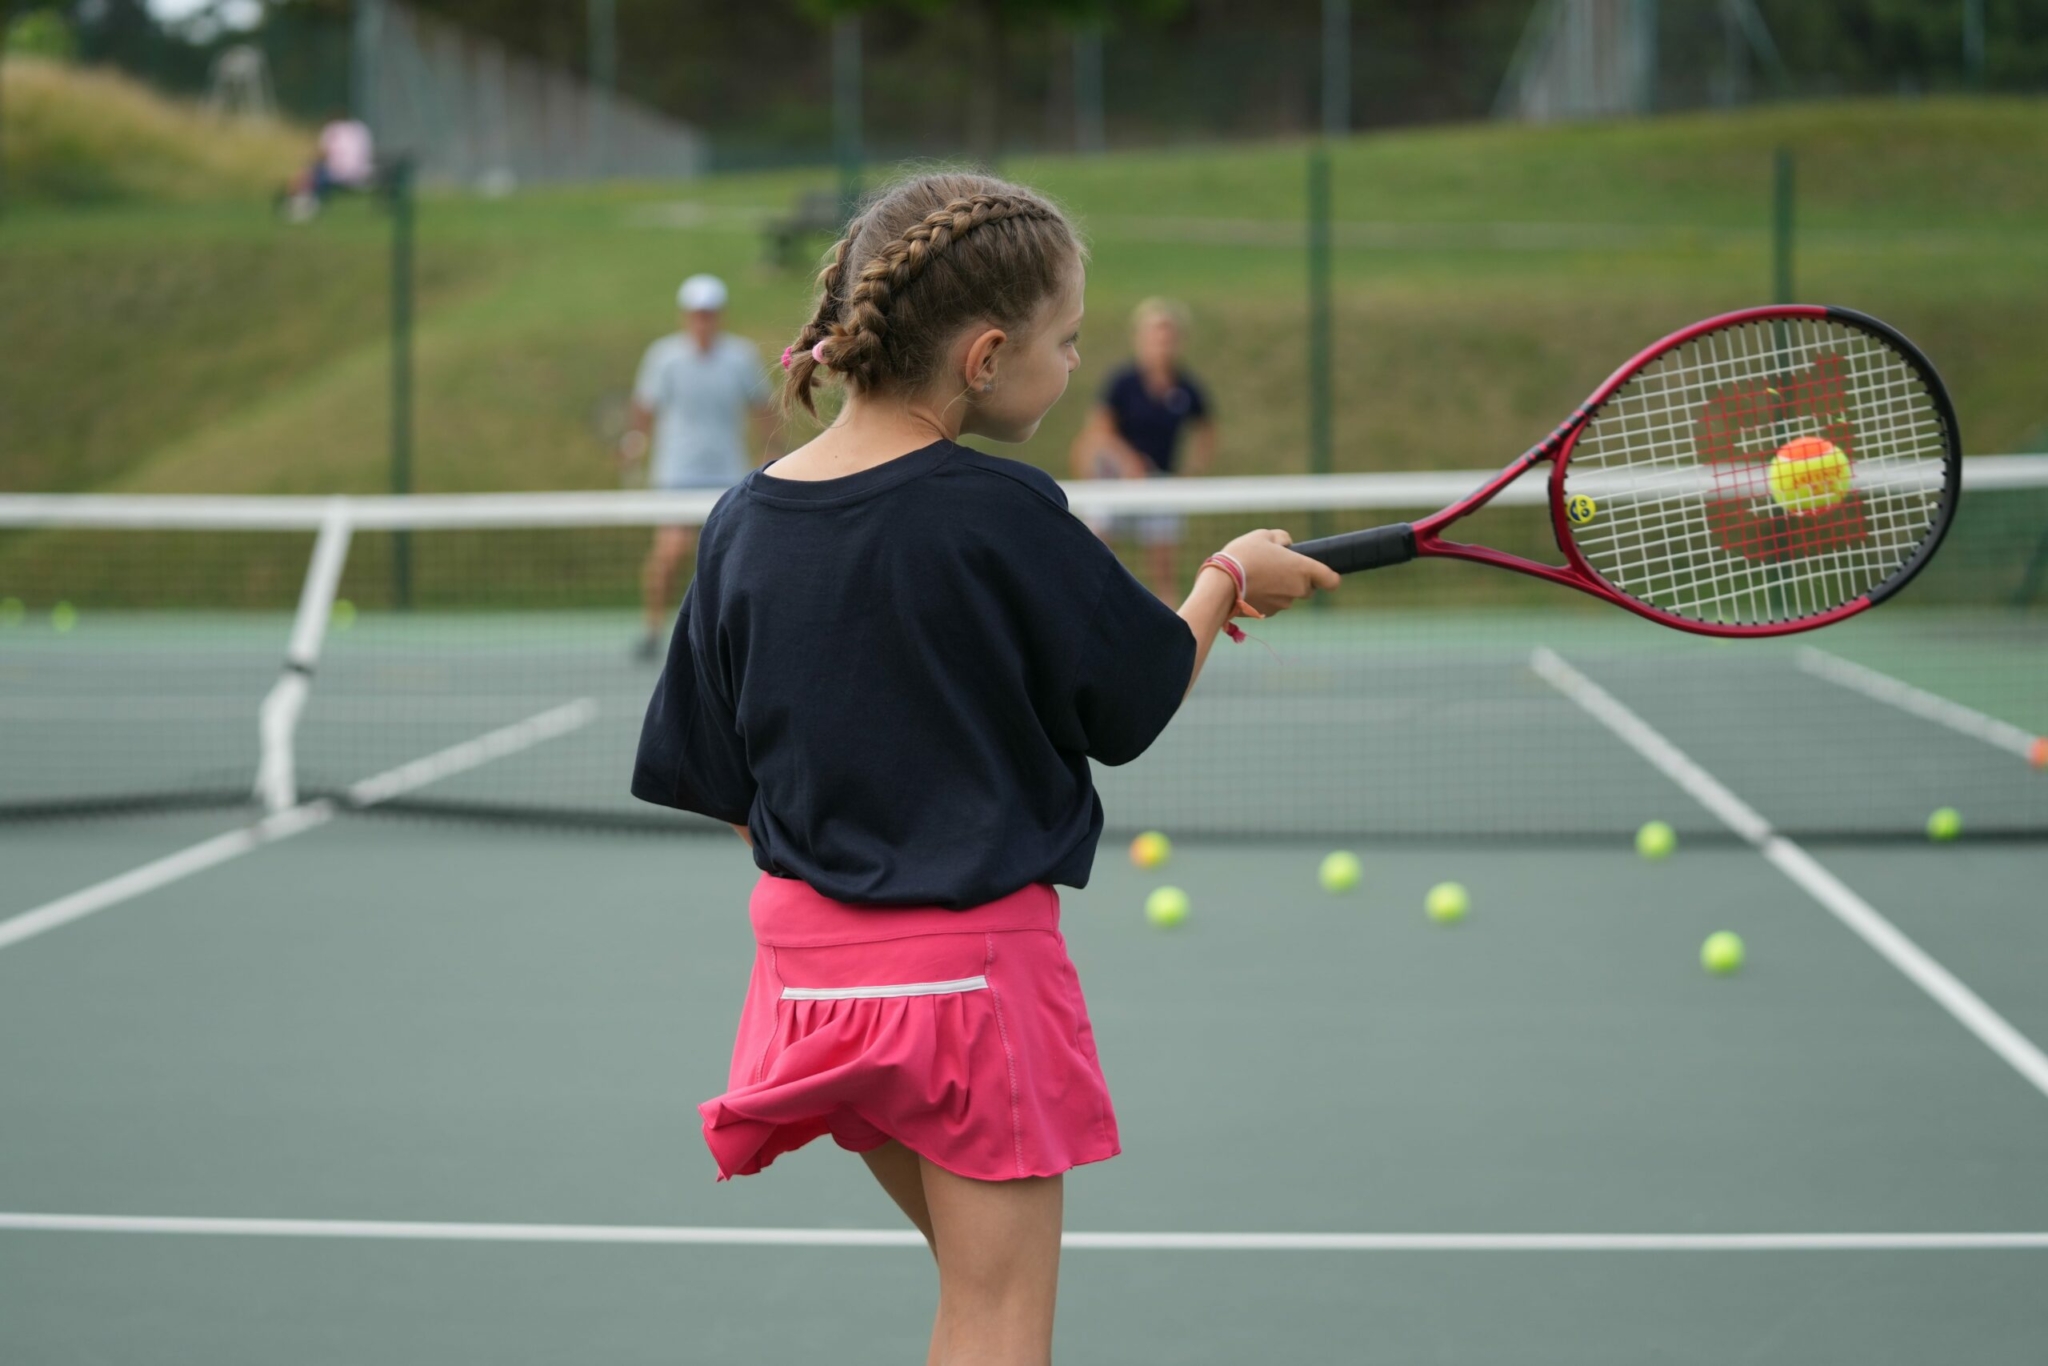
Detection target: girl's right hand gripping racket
<box><xmin>1294</xmin><ymin>306</ymin><xmax>1962</xmax><ymax>637</ymax></box>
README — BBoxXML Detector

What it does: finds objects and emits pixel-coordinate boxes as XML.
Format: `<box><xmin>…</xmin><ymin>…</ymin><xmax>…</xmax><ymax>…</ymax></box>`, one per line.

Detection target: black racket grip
<box><xmin>1291</xmin><ymin>522</ymin><xmax>1417</xmax><ymax>575</ymax></box>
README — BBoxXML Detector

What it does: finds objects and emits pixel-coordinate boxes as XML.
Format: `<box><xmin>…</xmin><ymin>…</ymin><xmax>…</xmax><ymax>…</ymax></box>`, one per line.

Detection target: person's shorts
<box><xmin>1081</xmin><ymin>449</ymin><xmax>1184</xmax><ymax>547</ymax></box>
<box><xmin>651</xmin><ymin>469</ymin><xmax>743</xmax><ymax>491</ymax></box>
<box><xmin>698</xmin><ymin>874</ymin><xmax>1120</xmax><ymax>1182</ymax></box>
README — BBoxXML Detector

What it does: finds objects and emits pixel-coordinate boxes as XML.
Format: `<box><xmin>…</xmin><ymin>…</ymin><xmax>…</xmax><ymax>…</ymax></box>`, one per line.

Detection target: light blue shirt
<box><xmin>633</xmin><ymin>332</ymin><xmax>771</xmax><ymax>488</ymax></box>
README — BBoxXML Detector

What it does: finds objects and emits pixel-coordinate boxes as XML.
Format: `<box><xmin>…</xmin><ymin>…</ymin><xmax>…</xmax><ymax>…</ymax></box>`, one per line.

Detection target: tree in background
<box><xmin>43</xmin><ymin>0</ymin><xmax>2048</xmax><ymax>166</ymax></box>
<box><xmin>6</xmin><ymin>7</ymin><xmax>80</xmax><ymax>60</ymax></box>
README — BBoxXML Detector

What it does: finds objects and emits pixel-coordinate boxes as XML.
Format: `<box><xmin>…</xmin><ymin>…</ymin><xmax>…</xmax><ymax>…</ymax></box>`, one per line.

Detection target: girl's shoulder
<box><xmin>933</xmin><ymin>443</ymin><xmax>1076</xmax><ymax>520</ymax></box>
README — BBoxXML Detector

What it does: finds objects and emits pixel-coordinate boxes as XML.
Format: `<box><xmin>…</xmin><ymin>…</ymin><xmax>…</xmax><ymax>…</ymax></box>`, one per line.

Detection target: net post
<box><xmin>388</xmin><ymin>154</ymin><xmax>415</xmax><ymax>610</ymax></box>
<box><xmin>254</xmin><ymin>499</ymin><xmax>357</xmax><ymax>813</ymax></box>
<box><xmin>1771</xmin><ymin>144</ymin><xmax>1794</xmax><ymax>303</ymax></box>
<box><xmin>1306</xmin><ymin>144</ymin><xmax>1334</xmax><ymax>548</ymax></box>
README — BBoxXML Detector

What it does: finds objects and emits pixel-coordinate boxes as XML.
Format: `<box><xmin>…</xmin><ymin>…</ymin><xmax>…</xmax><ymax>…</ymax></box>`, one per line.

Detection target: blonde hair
<box><xmin>1131</xmin><ymin>297</ymin><xmax>1191</xmax><ymax>335</ymax></box>
<box><xmin>784</xmin><ymin>172</ymin><xmax>1083</xmax><ymax>417</ymax></box>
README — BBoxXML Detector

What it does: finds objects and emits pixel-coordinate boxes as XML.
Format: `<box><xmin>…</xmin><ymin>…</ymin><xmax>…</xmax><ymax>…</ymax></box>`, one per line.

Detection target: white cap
<box><xmin>677</xmin><ymin>274</ymin><xmax>728</xmax><ymax>312</ymax></box>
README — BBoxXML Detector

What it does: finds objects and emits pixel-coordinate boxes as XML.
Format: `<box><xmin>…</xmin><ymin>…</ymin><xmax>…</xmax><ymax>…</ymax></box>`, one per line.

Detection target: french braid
<box><xmin>782</xmin><ymin>175</ymin><xmax>1080</xmax><ymax>417</ymax></box>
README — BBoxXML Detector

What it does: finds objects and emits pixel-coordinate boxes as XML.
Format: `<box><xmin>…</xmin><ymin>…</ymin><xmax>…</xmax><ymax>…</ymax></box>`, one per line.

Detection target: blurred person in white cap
<box><xmin>621</xmin><ymin>273</ymin><xmax>778</xmax><ymax>659</ymax></box>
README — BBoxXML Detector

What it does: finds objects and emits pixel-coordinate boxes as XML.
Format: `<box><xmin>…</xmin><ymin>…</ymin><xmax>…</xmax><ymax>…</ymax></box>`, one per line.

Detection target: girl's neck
<box><xmin>770</xmin><ymin>391</ymin><xmax>960</xmax><ymax>482</ymax></box>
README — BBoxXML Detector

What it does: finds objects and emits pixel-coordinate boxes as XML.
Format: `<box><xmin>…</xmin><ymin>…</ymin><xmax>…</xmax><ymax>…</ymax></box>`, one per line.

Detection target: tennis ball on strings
<box><xmin>1701</xmin><ymin>931</ymin><xmax>1745</xmax><ymax>976</ymax></box>
<box><xmin>1129</xmin><ymin>830</ymin><xmax>1172</xmax><ymax>870</ymax></box>
<box><xmin>1635</xmin><ymin>820</ymin><xmax>1677</xmax><ymax>861</ymax></box>
<box><xmin>1424</xmin><ymin>882</ymin><xmax>1469</xmax><ymax>924</ymax></box>
<box><xmin>330</xmin><ymin>598</ymin><xmax>357</xmax><ymax>631</ymax></box>
<box><xmin>1926</xmin><ymin>806</ymin><xmax>1962</xmax><ymax>842</ymax></box>
<box><xmin>1767</xmin><ymin>437</ymin><xmax>1852</xmax><ymax>514</ymax></box>
<box><xmin>1144</xmin><ymin>886</ymin><xmax>1190</xmax><ymax>929</ymax></box>
<box><xmin>50</xmin><ymin>601</ymin><xmax>77</xmax><ymax>634</ymax></box>
<box><xmin>1319</xmin><ymin>850</ymin><xmax>1363</xmax><ymax>894</ymax></box>
<box><xmin>0</xmin><ymin>596</ymin><xmax>23</xmax><ymax>627</ymax></box>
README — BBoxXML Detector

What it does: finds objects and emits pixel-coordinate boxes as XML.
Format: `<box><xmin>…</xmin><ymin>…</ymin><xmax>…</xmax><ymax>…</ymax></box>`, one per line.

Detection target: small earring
<box><xmin>980</xmin><ymin>382</ymin><xmax>994</xmax><ymax>393</ymax></box>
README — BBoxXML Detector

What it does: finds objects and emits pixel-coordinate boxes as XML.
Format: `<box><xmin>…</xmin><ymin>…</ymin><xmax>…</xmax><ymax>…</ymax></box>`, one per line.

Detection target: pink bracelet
<box><xmin>1199</xmin><ymin>553</ymin><xmax>1262</xmax><ymax>643</ymax></box>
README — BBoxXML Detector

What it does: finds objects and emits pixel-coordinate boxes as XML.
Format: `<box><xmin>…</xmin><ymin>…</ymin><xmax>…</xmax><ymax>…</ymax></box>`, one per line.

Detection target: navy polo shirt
<box><xmin>1101</xmin><ymin>364</ymin><xmax>1210</xmax><ymax>472</ymax></box>
<box><xmin>631</xmin><ymin>440</ymin><xmax>1196</xmax><ymax>909</ymax></box>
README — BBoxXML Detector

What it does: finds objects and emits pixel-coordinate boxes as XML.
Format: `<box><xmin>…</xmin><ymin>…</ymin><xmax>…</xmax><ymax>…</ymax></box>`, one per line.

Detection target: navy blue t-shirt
<box><xmin>631</xmin><ymin>440</ymin><xmax>1197</xmax><ymax>909</ymax></box>
<box><xmin>1100</xmin><ymin>364</ymin><xmax>1210</xmax><ymax>473</ymax></box>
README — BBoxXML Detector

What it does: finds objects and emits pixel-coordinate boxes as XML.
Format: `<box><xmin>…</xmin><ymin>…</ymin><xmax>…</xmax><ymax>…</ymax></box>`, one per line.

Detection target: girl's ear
<box><xmin>960</xmin><ymin>326</ymin><xmax>1008</xmax><ymax>389</ymax></box>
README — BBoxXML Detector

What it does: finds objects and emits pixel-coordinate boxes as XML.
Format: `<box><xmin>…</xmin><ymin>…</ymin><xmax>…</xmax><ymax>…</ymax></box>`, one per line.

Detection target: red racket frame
<box><xmin>1293</xmin><ymin>305</ymin><xmax>1961</xmax><ymax>638</ymax></box>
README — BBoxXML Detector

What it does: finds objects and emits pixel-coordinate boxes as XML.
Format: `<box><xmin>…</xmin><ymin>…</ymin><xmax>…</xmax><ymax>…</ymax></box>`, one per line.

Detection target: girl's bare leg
<box><xmin>860</xmin><ymin>1140</ymin><xmax>936</xmax><ymax>1251</ymax></box>
<box><xmin>920</xmin><ymin>1157</ymin><xmax>1062</xmax><ymax>1366</ymax></box>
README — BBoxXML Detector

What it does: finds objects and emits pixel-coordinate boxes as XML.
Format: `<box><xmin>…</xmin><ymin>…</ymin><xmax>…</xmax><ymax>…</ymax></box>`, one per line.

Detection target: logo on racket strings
<box><xmin>1566</xmin><ymin>494</ymin><xmax>1597</xmax><ymax>526</ymax></box>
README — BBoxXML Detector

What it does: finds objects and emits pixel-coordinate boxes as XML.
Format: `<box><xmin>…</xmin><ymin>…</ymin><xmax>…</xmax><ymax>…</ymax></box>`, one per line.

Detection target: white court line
<box><xmin>1796</xmin><ymin>647</ymin><xmax>2046</xmax><ymax>765</ymax></box>
<box><xmin>1531</xmin><ymin>648</ymin><xmax>2048</xmax><ymax>1103</ymax></box>
<box><xmin>1</xmin><ymin>1212</ymin><xmax>2045</xmax><ymax>1252</ymax></box>
<box><xmin>0</xmin><ymin>700</ymin><xmax>599</xmax><ymax>955</ymax></box>
<box><xmin>0</xmin><ymin>804</ymin><xmax>335</xmax><ymax>953</ymax></box>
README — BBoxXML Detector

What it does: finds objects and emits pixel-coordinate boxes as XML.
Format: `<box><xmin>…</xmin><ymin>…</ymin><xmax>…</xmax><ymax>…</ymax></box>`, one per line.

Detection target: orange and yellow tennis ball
<box><xmin>1767</xmin><ymin>437</ymin><xmax>1853</xmax><ymax>514</ymax></box>
<box><xmin>1129</xmin><ymin>831</ymin><xmax>1172</xmax><ymax>870</ymax></box>
<box><xmin>2028</xmin><ymin>737</ymin><xmax>2048</xmax><ymax>770</ymax></box>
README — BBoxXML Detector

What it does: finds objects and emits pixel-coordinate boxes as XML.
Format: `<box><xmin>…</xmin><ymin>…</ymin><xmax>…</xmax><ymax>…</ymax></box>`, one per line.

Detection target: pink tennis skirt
<box><xmin>699</xmin><ymin>873</ymin><xmax>1120</xmax><ymax>1183</ymax></box>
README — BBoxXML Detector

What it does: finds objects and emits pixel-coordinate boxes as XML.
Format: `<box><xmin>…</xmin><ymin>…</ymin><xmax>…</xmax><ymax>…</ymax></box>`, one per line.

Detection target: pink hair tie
<box><xmin>811</xmin><ymin>339</ymin><xmax>831</xmax><ymax>366</ymax></box>
<box><xmin>779</xmin><ymin>345</ymin><xmax>796</xmax><ymax>371</ymax></box>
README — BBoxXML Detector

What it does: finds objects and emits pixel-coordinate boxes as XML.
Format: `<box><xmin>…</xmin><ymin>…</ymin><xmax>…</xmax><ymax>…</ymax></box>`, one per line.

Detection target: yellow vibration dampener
<box><xmin>1566</xmin><ymin>494</ymin><xmax>1597</xmax><ymax>526</ymax></box>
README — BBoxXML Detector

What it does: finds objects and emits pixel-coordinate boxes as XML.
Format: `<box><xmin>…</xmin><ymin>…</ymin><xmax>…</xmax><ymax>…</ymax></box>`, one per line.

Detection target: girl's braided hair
<box><xmin>784</xmin><ymin>172</ymin><xmax>1082</xmax><ymax>417</ymax></box>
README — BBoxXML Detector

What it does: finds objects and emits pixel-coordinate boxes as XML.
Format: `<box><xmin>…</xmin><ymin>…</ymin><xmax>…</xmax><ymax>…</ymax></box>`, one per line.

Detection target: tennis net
<box><xmin>3</xmin><ymin>461</ymin><xmax>2044</xmax><ymax>843</ymax></box>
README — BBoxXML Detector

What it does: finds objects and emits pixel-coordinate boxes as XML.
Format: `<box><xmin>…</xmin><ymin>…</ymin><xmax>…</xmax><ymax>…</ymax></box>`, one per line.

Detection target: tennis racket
<box><xmin>1293</xmin><ymin>306</ymin><xmax>1961</xmax><ymax>637</ymax></box>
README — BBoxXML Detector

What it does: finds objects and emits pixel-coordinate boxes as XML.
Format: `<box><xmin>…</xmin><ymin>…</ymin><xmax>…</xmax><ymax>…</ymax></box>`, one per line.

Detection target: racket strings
<box><xmin>1563</xmin><ymin>318</ymin><xmax>1947</xmax><ymax>627</ymax></box>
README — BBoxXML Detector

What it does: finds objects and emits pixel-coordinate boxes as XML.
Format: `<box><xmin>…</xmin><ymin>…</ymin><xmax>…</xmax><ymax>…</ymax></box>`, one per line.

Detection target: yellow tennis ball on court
<box><xmin>331</xmin><ymin>598</ymin><xmax>357</xmax><ymax>631</ymax></box>
<box><xmin>1926</xmin><ymin>806</ymin><xmax>1962</xmax><ymax>842</ymax></box>
<box><xmin>1635</xmin><ymin>820</ymin><xmax>1677</xmax><ymax>861</ymax></box>
<box><xmin>1144</xmin><ymin>886</ymin><xmax>1189</xmax><ymax>928</ymax></box>
<box><xmin>1424</xmin><ymin>882</ymin><xmax>1468</xmax><ymax>924</ymax></box>
<box><xmin>1318</xmin><ymin>850</ymin><xmax>1362</xmax><ymax>893</ymax></box>
<box><xmin>1129</xmin><ymin>830</ymin><xmax>1171</xmax><ymax>870</ymax></box>
<box><xmin>1767</xmin><ymin>437</ymin><xmax>1852</xmax><ymax>514</ymax></box>
<box><xmin>1701</xmin><ymin>931</ymin><xmax>1745</xmax><ymax>975</ymax></box>
<box><xmin>50</xmin><ymin>601</ymin><xmax>77</xmax><ymax>634</ymax></box>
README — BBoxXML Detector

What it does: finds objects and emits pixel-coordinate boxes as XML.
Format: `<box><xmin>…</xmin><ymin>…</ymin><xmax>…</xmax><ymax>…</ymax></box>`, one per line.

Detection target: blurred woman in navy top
<box><xmin>1069</xmin><ymin>298</ymin><xmax>1218</xmax><ymax>599</ymax></box>
<box><xmin>631</xmin><ymin>173</ymin><xmax>1334</xmax><ymax>1363</ymax></box>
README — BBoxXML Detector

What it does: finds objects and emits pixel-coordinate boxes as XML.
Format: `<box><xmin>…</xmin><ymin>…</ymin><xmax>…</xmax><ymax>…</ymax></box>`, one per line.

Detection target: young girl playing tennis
<box><xmin>632</xmin><ymin>172</ymin><xmax>1335</xmax><ymax>1363</ymax></box>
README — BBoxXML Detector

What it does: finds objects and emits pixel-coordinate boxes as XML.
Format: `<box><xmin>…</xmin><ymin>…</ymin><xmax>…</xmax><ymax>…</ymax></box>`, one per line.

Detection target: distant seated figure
<box><xmin>282</xmin><ymin>116</ymin><xmax>376</xmax><ymax>222</ymax></box>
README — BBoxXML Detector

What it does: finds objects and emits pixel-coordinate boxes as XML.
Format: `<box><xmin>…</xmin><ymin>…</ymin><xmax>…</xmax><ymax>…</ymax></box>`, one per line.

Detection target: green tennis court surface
<box><xmin>5</xmin><ymin>806</ymin><xmax>2047</xmax><ymax>1362</ymax></box>
<box><xmin>5</xmin><ymin>475</ymin><xmax>2046</xmax><ymax>1359</ymax></box>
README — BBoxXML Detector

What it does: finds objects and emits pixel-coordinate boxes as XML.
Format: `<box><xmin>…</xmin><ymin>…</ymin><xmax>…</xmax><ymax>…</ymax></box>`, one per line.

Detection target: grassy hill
<box><xmin>1</xmin><ymin>73</ymin><xmax>2044</xmax><ymax>606</ymax></box>
<box><xmin>0</xmin><ymin>58</ymin><xmax>308</xmax><ymax>204</ymax></box>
